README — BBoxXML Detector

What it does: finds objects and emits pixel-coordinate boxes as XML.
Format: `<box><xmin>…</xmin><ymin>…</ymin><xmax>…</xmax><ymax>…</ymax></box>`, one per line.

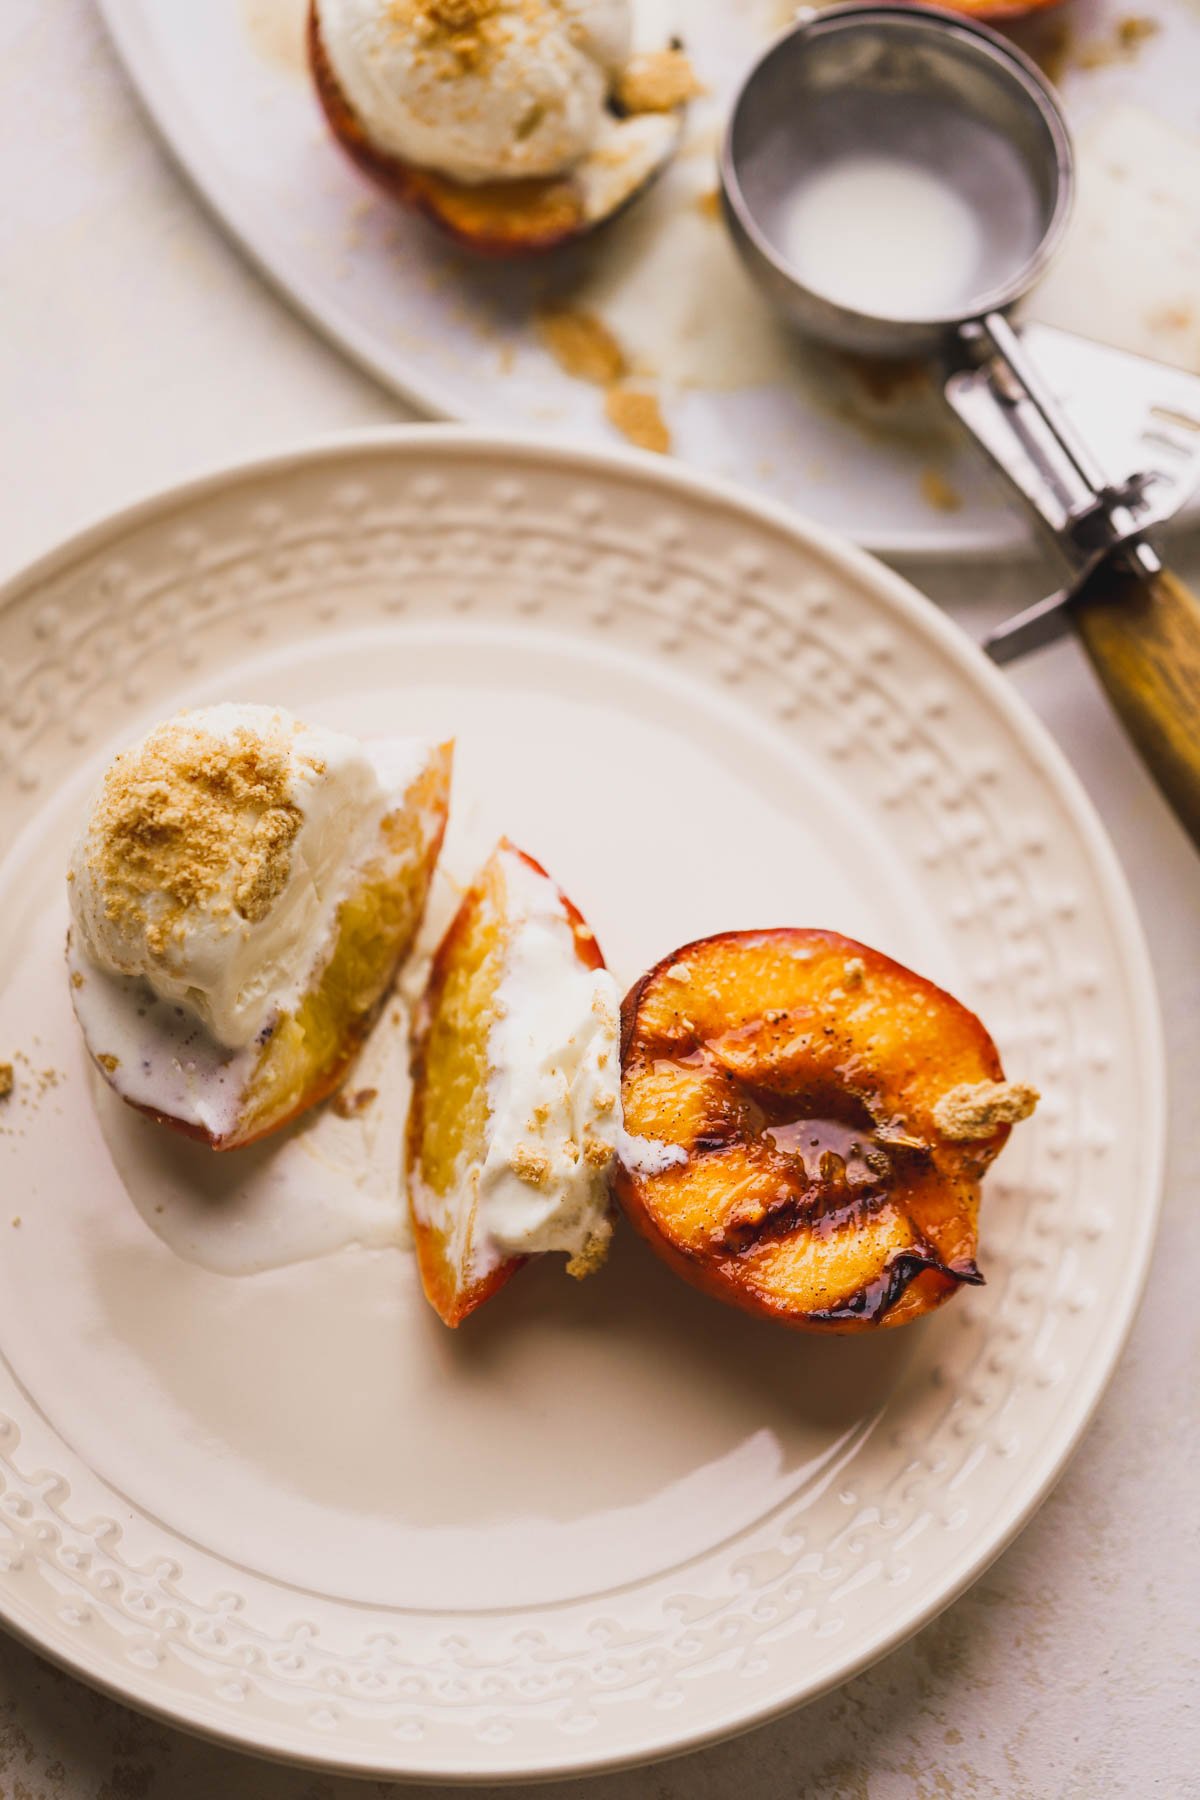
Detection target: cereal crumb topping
<box><xmin>583</xmin><ymin>1133</ymin><xmax>613</xmax><ymax>1169</ymax></box>
<box><xmin>85</xmin><ymin>714</ymin><xmax>309</xmax><ymax>955</ymax></box>
<box><xmin>510</xmin><ymin>1142</ymin><xmax>552</xmax><ymax>1186</ymax></box>
<box><xmin>933</xmin><ymin>1079</ymin><xmax>1039</xmax><ymax>1141</ymax></box>
<box><xmin>615</xmin><ymin>48</ymin><xmax>702</xmax><ymax>116</ymax></box>
<box><xmin>591</xmin><ymin>991</ymin><xmax>618</xmax><ymax>1032</ymax></box>
<box><xmin>566</xmin><ymin>1221</ymin><xmax>611</xmax><ymax>1279</ymax></box>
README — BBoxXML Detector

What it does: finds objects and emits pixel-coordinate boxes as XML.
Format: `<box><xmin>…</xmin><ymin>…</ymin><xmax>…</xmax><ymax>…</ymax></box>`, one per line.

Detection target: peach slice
<box><xmin>406</xmin><ymin>840</ymin><xmax>612</xmax><ymax>1326</ymax></box>
<box><xmin>308</xmin><ymin>5</ymin><xmax>688</xmax><ymax>256</ymax></box>
<box><xmin>70</xmin><ymin>741</ymin><xmax>452</xmax><ymax>1150</ymax></box>
<box><xmin>615</xmin><ymin>930</ymin><xmax>1036</xmax><ymax>1332</ymax></box>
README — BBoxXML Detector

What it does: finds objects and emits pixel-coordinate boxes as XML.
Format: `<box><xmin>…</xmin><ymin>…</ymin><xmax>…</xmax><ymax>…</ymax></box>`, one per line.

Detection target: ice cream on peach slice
<box><xmin>616</xmin><ymin>930</ymin><xmax>1037</xmax><ymax>1332</ymax></box>
<box><xmin>308</xmin><ymin>2</ymin><xmax>692</xmax><ymax>256</ymax></box>
<box><xmin>67</xmin><ymin>706</ymin><xmax>452</xmax><ymax>1150</ymax></box>
<box><xmin>406</xmin><ymin>840</ymin><xmax>621</xmax><ymax>1326</ymax></box>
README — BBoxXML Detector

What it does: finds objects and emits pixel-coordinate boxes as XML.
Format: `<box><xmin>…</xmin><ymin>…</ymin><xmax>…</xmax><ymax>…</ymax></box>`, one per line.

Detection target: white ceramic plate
<box><xmin>0</xmin><ymin>430</ymin><xmax>1163</xmax><ymax>1780</ymax></box>
<box><xmin>97</xmin><ymin>0</ymin><xmax>1200</xmax><ymax>555</ymax></box>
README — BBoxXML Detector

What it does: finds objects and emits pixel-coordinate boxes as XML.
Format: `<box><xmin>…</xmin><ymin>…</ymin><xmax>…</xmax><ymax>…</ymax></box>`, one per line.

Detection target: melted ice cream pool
<box><xmin>91</xmin><ymin>992</ymin><xmax>417</xmax><ymax>1274</ymax></box>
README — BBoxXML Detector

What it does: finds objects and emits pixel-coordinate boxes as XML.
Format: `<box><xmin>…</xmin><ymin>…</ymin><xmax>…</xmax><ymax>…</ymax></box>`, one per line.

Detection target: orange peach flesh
<box><xmin>617</xmin><ymin>929</ymin><xmax>1019</xmax><ymax>1332</ymax></box>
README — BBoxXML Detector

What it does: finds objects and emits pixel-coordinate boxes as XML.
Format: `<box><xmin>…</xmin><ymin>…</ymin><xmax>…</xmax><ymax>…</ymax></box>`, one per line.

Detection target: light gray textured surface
<box><xmin>1</xmin><ymin>3</ymin><xmax>1197</xmax><ymax>1795</ymax></box>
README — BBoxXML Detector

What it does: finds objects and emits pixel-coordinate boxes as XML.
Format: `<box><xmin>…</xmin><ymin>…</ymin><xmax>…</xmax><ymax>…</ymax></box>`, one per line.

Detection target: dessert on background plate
<box><xmin>66</xmin><ymin>703</ymin><xmax>451</xmax><ymax>1149</ymax></box>
<box><xmin>406</xmin><ymin>838</ymin><xmax>627</xmax><ymax>1325</ymax></box>
<box><xmin>308</xmin><ymin>0</ymin><xmax>697</xmax><ymax>252</ymax></box>
<box><xmin>617</xmin><ymin>929</ymin><xmax>1037</xmax><ymax>1332</ymax></box>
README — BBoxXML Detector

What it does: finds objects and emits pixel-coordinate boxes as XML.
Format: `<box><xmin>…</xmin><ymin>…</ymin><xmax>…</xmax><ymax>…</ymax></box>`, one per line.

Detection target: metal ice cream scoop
<box><xmin>720</xmin><ymin>2</ymin><xmax>1200</xmax><ymax>848</ymax></box>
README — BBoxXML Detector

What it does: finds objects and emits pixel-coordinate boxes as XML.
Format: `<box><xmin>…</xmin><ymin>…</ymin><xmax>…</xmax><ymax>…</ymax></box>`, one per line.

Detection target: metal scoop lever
<box><xmin>946</xmin><ymin>315</ymin><xmax>1200</xmax><ymax>663</ymax></box>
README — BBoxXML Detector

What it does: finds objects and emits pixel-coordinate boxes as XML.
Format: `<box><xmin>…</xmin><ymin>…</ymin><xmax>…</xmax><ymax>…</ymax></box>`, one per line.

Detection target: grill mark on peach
<box><xmin>805</xmin><ymin>1246</ymin><xmax>984</xmax><ymax>1326</ymax></box>
<box><xmin>618</xmin><ymin>929</ymin><xmax>1019</xmax><ymax>1332</ymax></box>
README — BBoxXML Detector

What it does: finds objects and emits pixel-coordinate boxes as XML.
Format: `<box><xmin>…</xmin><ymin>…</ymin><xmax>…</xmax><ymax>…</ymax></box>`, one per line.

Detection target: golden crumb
<box><xmin>696</xmin><ymin>188</ymin><xmax>722</xmax><ymax>221</ymax></box>
<box><xmin>11</xmin><ymin>1217</ymin><xmax>20</xmax><ymax>1229</ymax></box>
<box><xmin>426</xmin><ymin>0</ymin><xmax>492</xmax><ymax>23</ymax></box>
<box><xmin>933</xmin><ymin>1080</ymin><xmax>1039</xmax><ymax>1141</ymax></box>
<box><xmin>1076</xmin><ymin>14</ymin><xmax>1158</xmax><ymax>68</ymax></box>
<box><xmin>593</xmin><ymin>1088</ymin><xmax>617</xmax><ymax>1115</ymax></box>
<box><xmin>605</xmin><ymin>389</ymin><xmax>671</xmax><ymax>455</ymax></box>
<box><xmin>615</xmin><ymin>48</ymin><xmax>703</xmax><ymax>115</ymax></box>
<box><xmin>96</xmin><ymin>1053</ymin><xmax>120</xmax><ymax>1073</ymax></box>
<box><xmin>85</xmin><ymin>714</ymin><xmax>308</xmax><ymax>957</ymax></box>
<box><xmin>536</xmin><ymin>304</ymin><xmax>627</xmax><ymax>386</ymax></box>
<box><xmin>331</xmin><ymin>1086</ymin><xmax>379</xmax><ymax>1119</ymax></box>
<box><xmin>527</xmin><ymin>1101</ymin><xmax>550</xmax><ymax>1130</ymax></box>
<box><xmin>1117</xmin><ymin>14</ymin><xmax>1158</xmax><ymax>48</ymax></box>
<box><xmin>510</xmin><ymin>1142</ymin><xmax>552</xmax><ymax>1186</ymax></box>
<box><xmin>919</xmin><ymin>468</ymin><xmax>962</xmax><ymax>514</ymax></box>
<box><xmin>591</xmin><ymin>991</ymin><xmax>618</xmax><ymax>1030</ymax></box>
<box><xmin>399</xmin><ymin>0</ymin><xmax>499</xmax><ymax>70</ymax></box>
<box><xmin>71</xmin><ymin>970</ymin><xmax>85</xmax><ymax>989</ymax></box>
<box><xmin>583</xmin><ymin>1134</ymin><xmax>613</xmax><ymax>1169</ymax></box>
<box><xmin>0</xmin><ymin>1063</ymin><xmax>13</xmax><ymax>1100</ymax></box>
<box><xmin>566</xmin><ymin>1223</ymin><xmax>611</xmax><ymax>1280</ymax></box>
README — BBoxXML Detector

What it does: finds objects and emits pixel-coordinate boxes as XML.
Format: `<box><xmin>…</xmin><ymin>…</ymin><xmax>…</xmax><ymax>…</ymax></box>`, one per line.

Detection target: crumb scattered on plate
<box><xmin>614</xmin><ymin>48</ymin><xmax>704</xmax><ymax>116</ymax></box>
<box><xmin>536</xmin><ymin>305</ymin><xmax>627</xmax><ymax>386</ymax></box>
<box><xmin>605</xmin><ymin>390</ymin><xmax>671</xmax><ymax>454</ymax></box>
<box><xmin>331</xmin><ymin>1086</ymin><xmax>379</xmax><ymax>1120</ymax></box>
<box><xmin>920</xmin><ymin>468</ymin><xmax>963</xmax><ymax>514</ymax></box>
<box><xmin>1075</xmin><ymin>15</ymin><xmax>1160</xmax><ymax>70</ymax></box>
<box><xmin>0</xmin><ymin>1062</ymin><xmax>13</xmax><ymax>1100</ymax></box>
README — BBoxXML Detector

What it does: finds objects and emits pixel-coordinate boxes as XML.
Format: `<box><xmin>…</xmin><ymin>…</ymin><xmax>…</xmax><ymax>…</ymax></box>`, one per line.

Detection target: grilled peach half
<box><xmin>308</xmin><ymin>5</ymin><xmax>689</xmax><ymax>257</ymax></box>
<box><xmin>616</xmin><ymin>930</ymin><xmax>1037</xmax><ymax>1332</ymax></box>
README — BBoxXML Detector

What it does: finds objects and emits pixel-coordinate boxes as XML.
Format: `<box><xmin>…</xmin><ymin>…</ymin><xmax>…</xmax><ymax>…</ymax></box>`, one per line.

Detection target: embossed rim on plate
<box><xmin>0</xmin><ymin>427</ymin><xmax>1165</xmax><ymax>1781</ymax></box>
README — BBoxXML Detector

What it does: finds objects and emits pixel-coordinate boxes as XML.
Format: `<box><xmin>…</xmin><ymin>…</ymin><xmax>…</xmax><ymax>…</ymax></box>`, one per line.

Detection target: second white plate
<box><xmin>98</xmin><ymin>0</ymin><xmax>1200</xmax><ymax>555</ymax></box>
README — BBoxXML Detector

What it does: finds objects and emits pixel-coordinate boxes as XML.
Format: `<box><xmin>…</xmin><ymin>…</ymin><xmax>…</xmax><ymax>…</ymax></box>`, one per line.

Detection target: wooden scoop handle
<box><xmin>1072</xmin><ymin>564</ymin><xmax>1200</xmax><ymax>851</ymax></box>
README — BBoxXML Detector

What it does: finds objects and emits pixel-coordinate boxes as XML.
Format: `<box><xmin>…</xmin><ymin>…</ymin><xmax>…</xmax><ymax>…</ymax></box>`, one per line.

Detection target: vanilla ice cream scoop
<box><xmin>68</xmin><ymin>704</ymin><xmax>433</xmax><ymax>1051</ymax></box>
<box><xmin>315</xmin><ymin>0</ymin><xmax>634</xmax><ymax>184</ymax></box>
